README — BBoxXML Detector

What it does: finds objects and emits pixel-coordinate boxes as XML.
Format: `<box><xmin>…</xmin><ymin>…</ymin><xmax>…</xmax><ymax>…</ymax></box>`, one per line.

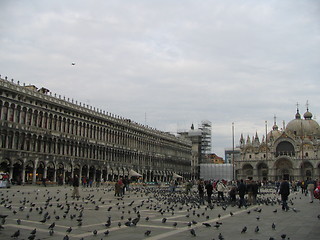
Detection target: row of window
<box><xmin>0</xmin><ymin>129</ymin><xmax>190</xmax><ymax>171</ymax></box>
<box><xmin>0</xmin><ymin>99</ymin><xmax>190</xmax><ymax>160</ymax></box>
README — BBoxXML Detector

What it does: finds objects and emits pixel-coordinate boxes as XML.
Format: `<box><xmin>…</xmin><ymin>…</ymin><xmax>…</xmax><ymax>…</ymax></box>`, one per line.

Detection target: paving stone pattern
<box><xmin>0</xmin><ymin>184</ymin><xmax>319</xmax><ymax>240</ymax></box>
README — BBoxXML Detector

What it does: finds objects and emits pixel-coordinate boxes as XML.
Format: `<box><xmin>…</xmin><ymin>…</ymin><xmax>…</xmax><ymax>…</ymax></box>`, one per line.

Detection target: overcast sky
<box><xmin>1</xmin><ymin>0</ymin><xmax>319</xmax><ymax>157</ymax></box>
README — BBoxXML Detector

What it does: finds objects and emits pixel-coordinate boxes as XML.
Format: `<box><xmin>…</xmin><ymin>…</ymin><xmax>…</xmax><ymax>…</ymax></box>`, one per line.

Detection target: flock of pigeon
<box><xmin>0</xmin><ymin>184</ymin><xmax>318</xmax><ymax>240</ymax></box>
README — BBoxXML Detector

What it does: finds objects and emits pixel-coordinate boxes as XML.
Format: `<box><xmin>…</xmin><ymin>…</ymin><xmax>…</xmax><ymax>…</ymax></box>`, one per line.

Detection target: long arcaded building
<box><xmin>0</xmin><ymin>76</ymin><xmax>192</xmax><ymax>184</ymax></box>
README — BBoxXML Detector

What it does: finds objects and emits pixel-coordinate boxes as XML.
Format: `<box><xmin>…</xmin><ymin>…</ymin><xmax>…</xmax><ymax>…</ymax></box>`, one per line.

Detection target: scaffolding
<box><xmin>199</xmin><ymin>120</ymin><xmax>212</xmax><ymax>156</ymax></box>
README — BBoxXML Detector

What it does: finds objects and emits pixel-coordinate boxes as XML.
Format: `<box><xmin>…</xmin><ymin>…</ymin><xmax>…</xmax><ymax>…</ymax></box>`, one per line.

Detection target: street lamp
<box><xmin>232</xmin><ymin>122</ymin><xmax>235</xmax><ymax>181</ymax></box>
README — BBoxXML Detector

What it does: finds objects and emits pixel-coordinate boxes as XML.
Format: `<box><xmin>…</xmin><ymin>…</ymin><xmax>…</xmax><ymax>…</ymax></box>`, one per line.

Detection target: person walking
<box><xmin>42</xmin><ymin>177</ymin><xmax>47</xmax><ymax>187</ymax></box>
<box><xmin>246</xmin><ymin>180</ymin><xmax>254</xmax><ymax>205</ymax></box>
<box><xmin>205</xmin><ymin>181</ymin><xmax>213</xmax><ymax>206</ymax></box>
<box><xmin>197</xmin><ymin>179</ymin><xmax>205</xmax><ymax>205</ymax></box>
<box><xmin>237</xmin><ymin>179</ymin><xmax>247</xmax><ymax>208</ymax></box>
<box><xmin>279</xmin><ymin>177</ymin><xmax>290</xmax><ymax>211</ymax></box>
<box><xmin>185</xmin><ymin>180</ymin><xmax>193</xmax><ymax>194</ymax></box>
<box><xmin>122</xmin><ymin>177</ymin><xmax>129</xmax><ymax>195</ymax></box>
<box><xmin>216</xmin><ymin>180</ymin><xmax>227</xmax><ymax>202</ymax></box>
<box><xmin>115</xmin><ymin>178</ymin><xmax>124</xmax><ymax>197</ymax></box>
<box><xmin>314</xmin><ymin>180</ymin><xmax>320</xmax><ymax>200</ymax></box>
<box><xmin>306</xmin><ymin>178</ymin><xmax>316</xmax><ymax>203</ymax></box>
<box><xmin>252</xmin><ymin>180</ymin><xmax>259</xmax><ymax>205</ymax></box>
<box><xmin>72</xmin><ymin>175</ymin><xmax>80</xmax><ymax>199</ymax></box>
<box><xmin>301</xmin><ymin>180</ymin><xmax>306</xmax><ymax>194</ymax></box>
<box><xmin>229</xmin><ymin>185</ymin><xmax>237</xmax><ymax>204</ymax></box>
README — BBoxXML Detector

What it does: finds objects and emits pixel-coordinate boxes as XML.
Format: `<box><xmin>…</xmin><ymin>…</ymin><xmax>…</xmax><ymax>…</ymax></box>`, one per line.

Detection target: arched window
<box><xmin>2</xmin><ymin>103</ymin><xmax>8</xmax><ymax>120</ymax></box>
<box><xmin>8</xmin><ymin>104</ymin><xmax>15</xmax><ymax>122</ymax></box>
<box><xmin>276</xmin><ymin>141</ymin><xmax>295</xmax><ymax>157</ymax></box>
<box><xmin>20</xmin><ymin>108</ymin><xmax>27</xmax><ymax>124</ymax></box>
<box><xmin>15</xmin><ymin>106</ymin><xmax>21</xmax><ymax>123</ymax></box>
<box><xmin>27</xmin><ymin>109</ymin><xmax>32</xmax><ymax>125</ymax></box>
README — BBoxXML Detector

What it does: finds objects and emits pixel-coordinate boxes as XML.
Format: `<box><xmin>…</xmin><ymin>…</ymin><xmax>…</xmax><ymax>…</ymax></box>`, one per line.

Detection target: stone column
<box><xmin>253</xmin><ymin>169</ymin><xmax>258</xmax><ymax>180</ymax></box>
<box><xmin>32</xmin><ymin>166</ymin><xmax>37</xmax><ymax>184</ymax></box>
<box><xmin>86</xmin><ymin>167</ymin><xmax>89</xmax><ymax>179</ymax></box>
<box><xmin>32</xmin><ymin>159</ymin><xmax>38</xmax><ymax>184</ymax></box>
<box><xmin>99</xmin><ymin>170</ymin><xmax>103</xmax><ymax>182</ymax></box>
<box><xmin>9</xmin><ymin>162</ymin><xmax>14</xmax><ymax>181</ymax></box>
<box><xmin>93</xmin><ymin>169</ymin><xmax>96</xmax><ymax>182</ymax></box>
<box><xmin>0</xmin><ymin>106</ymin><xmax>4</xmax><ymax>120</ymax></box>
<box><xmin>0</xmin><ymin>133</ymin><xmax>3</xmax><ymax>148</ymax></box>
<box><xmin>71</xmin><ymin>165</ymin><xmax>74</xmax><ymax>178</ymax></box>
<box><xmin>62</xmin><ymin>169</ymin><xmax>65</xmax><ymax>185</ymax></box>
<box><xmin>43</xmin><ymin>164</ymin><xmax>47</xmax><ymax>180</ymax></box>
<box><xmin>53</xmin><ymin>168</ymin><xmax>57</xmax><ymax>183</ymax></box>
<box><xmin>79</xmin><ymin>166</ymin><xmax>82</xmax><ymax>179</ymax></box>
<box><xmin>22</xmin><ymin>164</ymin><xmax>26</xmax><ymax>185</ymax></box>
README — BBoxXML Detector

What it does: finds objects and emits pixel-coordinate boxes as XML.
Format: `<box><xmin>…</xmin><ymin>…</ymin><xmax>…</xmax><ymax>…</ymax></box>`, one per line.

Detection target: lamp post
<box><xmin>265</xmin><ymin>120</ymin><xmax>268</xmax><ymax>161</ymax></box>
<box><xmin>232</xmin><ymin>122</ymin><xmax>235</xmax><ymax>181</ymax></box>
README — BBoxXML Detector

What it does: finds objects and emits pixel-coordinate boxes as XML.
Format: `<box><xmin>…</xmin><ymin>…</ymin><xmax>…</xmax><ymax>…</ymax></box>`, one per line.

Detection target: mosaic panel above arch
<box><xmin>274</xmin><ymin>157</ymin><xmax>293</xmax><ymax>169</ymax></box>
<box><xmin>47</xmin><ymin>161</ymin><xmax>55</xmax><ymax>169</ymax></box>
<box><xmin>25</xmin><ymin>161</ymin><xmax>34</xmax><ymax>168</ymax></box>
<box><xmin>0</xmin><ymin>158</ymin><xmax>11</xmax><ymax>165</ymax></box>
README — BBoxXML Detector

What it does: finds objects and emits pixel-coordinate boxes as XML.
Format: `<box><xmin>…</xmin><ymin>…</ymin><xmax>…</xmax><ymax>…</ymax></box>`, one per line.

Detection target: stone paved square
<box><xmin>0</xmin><ymin>184</ymin><xmax>319</xmax><ymax>240</ymax></box>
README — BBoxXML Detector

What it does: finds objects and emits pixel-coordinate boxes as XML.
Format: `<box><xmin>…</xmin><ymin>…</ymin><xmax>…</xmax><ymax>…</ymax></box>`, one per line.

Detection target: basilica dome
<box><xmin>286</xmin><ymin>109</ymin><xmax>320</xmax><ymax>138</ymax></box>
<box><xmin>267</xmin><ymin>121</ymin><xmax>282</xmax><ymax>141</ymax></box>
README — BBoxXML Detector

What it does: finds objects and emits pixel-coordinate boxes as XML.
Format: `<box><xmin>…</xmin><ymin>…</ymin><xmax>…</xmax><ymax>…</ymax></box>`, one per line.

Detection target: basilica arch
<box><xmin>257</xmin><ymin>162</ymin><xmax>268</xmax><ymax>181</ymax></box>
<box><xmin>274</xmin><ymin>157</ymin><xmax>293</xmax><ymax>181</ymax></box>
<box><xmin>242</xmin><ymin>164</ymin><xmax>254</xmax><ymax>179</ymax></box>
<box><xmin>300</xmin><ymin>161</ymin><xmax>314</xmax><ymax>179</ymax></box>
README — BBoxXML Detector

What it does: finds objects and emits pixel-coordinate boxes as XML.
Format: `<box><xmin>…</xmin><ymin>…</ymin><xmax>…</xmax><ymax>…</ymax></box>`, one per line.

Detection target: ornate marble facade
<box><xmin>236</xmin><ymin>108</ymin><xmax>320</xmax><ymax>181</ymax></box>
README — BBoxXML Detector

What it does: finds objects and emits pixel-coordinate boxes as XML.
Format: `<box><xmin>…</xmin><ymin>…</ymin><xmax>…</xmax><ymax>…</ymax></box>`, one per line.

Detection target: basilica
<box><xmin>236</xmin><ymin>107</ymin><xmax>320</xmax><ymax>181</ymax></box>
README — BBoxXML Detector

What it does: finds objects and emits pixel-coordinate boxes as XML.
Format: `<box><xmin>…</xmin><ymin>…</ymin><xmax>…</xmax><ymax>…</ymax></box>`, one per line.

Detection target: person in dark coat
<box><xmin>252</xmin><ymin>180</ymin><xmax>259</xmax><ymax>205</ymax></box>
<box><xmin>279</xmin><ymin>177</ymin><xmax>290</xmax><ymax>211</ymax></box>
<box><xmin>197</xmin><ymin>180</ymin><xmax>205</xmax><ymax>205</ymax></box>
<box><xmin>246</xmin><ymin>180</ymin><xmax>254</xmax><ymax>205</ymax></box>
<box><xmin>205</xmin><ymin>181</ymin><xmax>213</xmax><ymax>205</ymax></box>
<box><xmin>229</xmin><ymin>185</ymin><xmax>237</xmax><ymax>203</ymax></box>
<box><xmin>72</xmin><ymin>175</ymin><xmax>80</xmax><ymax>199</ymax></box>
<box><xmin>237</xmin><ymin>179</ymin><xmax>247</xmax><ymax>208</ymax></box>
<box><xmin>42</xmin><ymin>177</ymin><xmax>47</xmax><ymax>187</ymax></box>
<box><xmin>122</xmin><ymin>177</ymin><xmax>130</xmax><ymax>195</ymax></box>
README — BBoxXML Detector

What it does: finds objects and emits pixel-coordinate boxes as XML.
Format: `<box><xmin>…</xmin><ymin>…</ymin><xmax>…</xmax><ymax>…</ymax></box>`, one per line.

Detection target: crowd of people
<box><xmin>190</xmin><ymin>177</ymin><xmax>320</xmax><ymax>208</ymax></box>
<box><xmin>194</xmin><ymin>178</ymin><xmax>260</xmax><ymax>207</ymax></box>
<box><xmin>67</xmin><ymin>174</ymin><xmax>320</xmax><ymax>207</ymax></box>
<box><xmin>114</xmin><ymin>177</ymin><xmax>130</xmax><ymax>197</ymax></box>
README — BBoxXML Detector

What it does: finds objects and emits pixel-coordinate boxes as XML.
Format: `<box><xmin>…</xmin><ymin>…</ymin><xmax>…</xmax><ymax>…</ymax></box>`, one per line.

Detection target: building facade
<box><xmin>177</xmin><ymin>121</ymin><xmax>214</xmax><ymax>179</ymax></box>
<box><xmin>178</xmin><ymin>126</ymin><xmax>202</xmax><ymax>180</ymax></box>
<box><xmin>0</xmin><ymin>76</ymin><xmax>192</xmax><ymax>184</ymax></box>
<box><xmin>225</xmin><ymin>147</ymin><xmax>240</xmax><ymax>164</ymax></box>
<box><xmin>199</xmin><ymin>120</ymin><xmax>212</xmax><ymax>155</ymax></box>
<box><xmin>236</xmin><ymin>108</ymin><xmax>320</xmax><ymax>181</ymax></box>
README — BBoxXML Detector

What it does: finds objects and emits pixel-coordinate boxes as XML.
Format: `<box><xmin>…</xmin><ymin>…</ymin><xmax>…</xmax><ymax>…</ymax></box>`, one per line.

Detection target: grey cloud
<box><xmin>0</xmin><ymin>0</ymin><xmax>319</xmax><ymax>156</ymax></box>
